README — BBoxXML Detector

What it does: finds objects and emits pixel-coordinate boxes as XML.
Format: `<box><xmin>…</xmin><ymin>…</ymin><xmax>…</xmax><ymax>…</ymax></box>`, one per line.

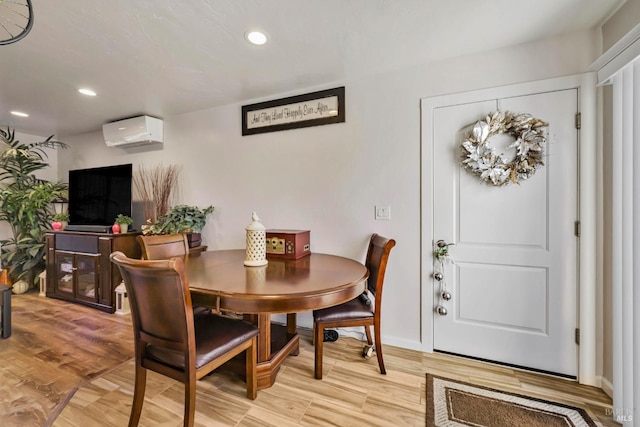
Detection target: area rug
<box><xmin>426</xmin><ymin>374</ymin><xmax>600</xmax><ymax>427</ymax></box>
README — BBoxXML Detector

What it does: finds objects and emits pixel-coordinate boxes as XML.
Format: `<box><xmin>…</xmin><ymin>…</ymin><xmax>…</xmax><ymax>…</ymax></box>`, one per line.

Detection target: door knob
<box><xmin>434</xmin><ymin>272</ymin><xmax>443</xmax><ymax>281</ymax></box>
<box><xmin>441</xmin><ymin>291</ymin><xmax>452</xmax><ymax>301</ymax></box>
<box><xmin>436</xmin><ymin>240</ymin><xmax>454</xmax><ymax>249</ymax></box>
<box><xmin>436</xmin><ymin>305</ymin><xmax>448</xmax><ymax>315</ymax></box>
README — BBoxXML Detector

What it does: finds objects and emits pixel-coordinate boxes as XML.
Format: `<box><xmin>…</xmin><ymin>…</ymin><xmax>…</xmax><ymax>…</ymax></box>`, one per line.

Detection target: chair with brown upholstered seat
<box><xmin>312</xmin><ymin>233</ymin><xmax>396</xmax><ymax>379</ymax></box>
<box><xmin>110</xmin><ymin>251</ymin><xmax>258</xmax><ymax>427</ymax></box>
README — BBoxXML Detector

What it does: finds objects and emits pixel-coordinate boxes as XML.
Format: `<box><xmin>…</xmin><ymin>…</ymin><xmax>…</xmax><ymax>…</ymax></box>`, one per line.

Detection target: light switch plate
<box><xmin>375</xmin><ymin>205</ymin><xmax>391</xmax><ymax>220</ymax></box>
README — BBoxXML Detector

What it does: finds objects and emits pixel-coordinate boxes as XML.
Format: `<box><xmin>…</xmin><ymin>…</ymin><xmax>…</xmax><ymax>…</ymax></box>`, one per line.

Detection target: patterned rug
<box><xmin>426</xmin><ymin>374</ymin><xmax>601</xmax><ymax>427</ymax></box>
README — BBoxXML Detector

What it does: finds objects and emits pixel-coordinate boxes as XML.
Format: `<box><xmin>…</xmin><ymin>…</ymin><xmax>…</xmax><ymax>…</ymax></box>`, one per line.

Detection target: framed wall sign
<box><xmin>242</xmin><ymin>86</ymin><xmax>345</xmax><ymax>136</ymax></box>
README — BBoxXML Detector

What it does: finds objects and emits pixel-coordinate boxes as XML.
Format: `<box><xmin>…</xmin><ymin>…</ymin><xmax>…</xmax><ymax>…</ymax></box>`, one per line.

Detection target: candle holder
<box><xmin>114</xmin><ymin>281</ymin><xmax>130</xmax><ymax>315</ymax></box>
<box><xmin>244</xmin><ymin>211</ymin><xmax>268</xmax><ymax>267</ymax></box>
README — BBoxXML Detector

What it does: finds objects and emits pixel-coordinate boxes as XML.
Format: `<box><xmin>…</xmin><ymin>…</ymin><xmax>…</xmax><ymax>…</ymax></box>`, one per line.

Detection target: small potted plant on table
<box><xmin>114</xmin><ymin>214</ymin><xmax>134</xmax><ymax>233</ymax></box>
<box><xmin>51</xmin><ymin>212</ymin><xmax>69</xmax><ymax>231</ymax></box>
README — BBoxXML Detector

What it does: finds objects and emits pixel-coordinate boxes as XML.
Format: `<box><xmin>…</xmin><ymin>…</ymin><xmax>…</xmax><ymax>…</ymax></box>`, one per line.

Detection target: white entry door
<box><xmin>430</xmin><ymin>89</ymin><xmax>578</xmax><ymax>376</ymax></box>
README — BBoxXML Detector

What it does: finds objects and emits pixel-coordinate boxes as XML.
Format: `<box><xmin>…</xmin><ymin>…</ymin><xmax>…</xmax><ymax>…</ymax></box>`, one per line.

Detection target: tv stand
<box><xmin>45</xmin><ymin>230</ymin><xmax>141</xmax><ymax>313</ymax></box>
<box><xmin>65</xmin><ymin>224</ymin><xmax>113</xmax><ymax>233</ymax></box>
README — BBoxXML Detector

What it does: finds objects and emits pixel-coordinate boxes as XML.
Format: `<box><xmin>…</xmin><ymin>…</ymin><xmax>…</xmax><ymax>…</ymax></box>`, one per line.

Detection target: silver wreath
<box><xmin>461</xmin><ymin>111</ymin><xmax>548</xmax><ymax>186</ymax></box>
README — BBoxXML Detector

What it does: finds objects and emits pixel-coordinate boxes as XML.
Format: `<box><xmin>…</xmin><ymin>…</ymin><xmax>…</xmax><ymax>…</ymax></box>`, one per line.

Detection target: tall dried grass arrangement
<box><xmin>133</xmin><ymin>164</ymin><xmax>180</xmax><ymax>223</ymax></box>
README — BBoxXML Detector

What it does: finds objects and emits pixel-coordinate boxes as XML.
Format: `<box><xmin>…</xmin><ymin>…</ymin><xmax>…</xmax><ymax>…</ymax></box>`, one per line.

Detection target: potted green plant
<box><xmin>114</xmin><ymin>214</ymin><xmax>133</xmax><ymax>233</ymax></box>
<box><xmin>0</xmin><ymin>127</ymin><xmax>68</xmax><ymax>290</ymax></box>
<box><xmin>51</xmin><ymin>212</ymin><xmax>69</xmax><ymax>231</ymax></box>
<box><xmin>143</xmin><ymin>205</ymin><xmax>213</xmax><ymax>247</ymax></box>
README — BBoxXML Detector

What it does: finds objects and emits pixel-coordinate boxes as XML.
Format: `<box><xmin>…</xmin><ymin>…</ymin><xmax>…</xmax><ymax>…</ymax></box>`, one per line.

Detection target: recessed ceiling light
<box><xmin>10</xmin><ymin>111</ymin><xmax>29</xmax><ymax>117</ymax></box>
<box><xmin>246</xmin><ymin>31</ymin><xmax>267</xmax><ymax>45</ymax></box>
<box><xmin>78</xmin><ymin>88</ymin><xmax>97</xmax><ymax>96</ymax></box>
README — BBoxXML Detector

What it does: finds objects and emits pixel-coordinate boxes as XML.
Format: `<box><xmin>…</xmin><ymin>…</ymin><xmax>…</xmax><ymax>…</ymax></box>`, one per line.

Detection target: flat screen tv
<box><xmin>68</xmin><ymin>164</ymin><xmax>132</xmax><ymax>226</ymax></box>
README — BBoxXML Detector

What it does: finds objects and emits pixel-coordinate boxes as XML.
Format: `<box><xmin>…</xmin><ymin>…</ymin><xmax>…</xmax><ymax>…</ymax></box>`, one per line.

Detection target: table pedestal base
<box><xmin>249</xmin><ymin>313</ymin><xmax>300</xmax><ymax>390</ymax></box>
<box><xmin>256</xmin><ymin>326</ymin><xmax>299</xmax><ymax>389</ymax></box>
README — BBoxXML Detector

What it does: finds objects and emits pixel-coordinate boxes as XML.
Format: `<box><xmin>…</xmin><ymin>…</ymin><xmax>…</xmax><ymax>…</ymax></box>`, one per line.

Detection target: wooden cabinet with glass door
<box><xmin>45</xmin><ymin>231</ymin><xmax>141</xmax><ymax>312</ymax></box>
<box><xmin>53</xmin><ymin>251</ymin><xmax>100</xmax><ymax>303</ymax></box>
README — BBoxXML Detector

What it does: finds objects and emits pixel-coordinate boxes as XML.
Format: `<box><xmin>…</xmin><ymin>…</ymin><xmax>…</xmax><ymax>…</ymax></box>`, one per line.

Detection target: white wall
<box><xmin>59</xmin><ymin>29</ymin><xmax>600</xmax><ymax>350</ymax></box>
<box><xmin>602</xmin><ymin>0</ymin><xmax>640</xmax><ymax>51</ymax></box>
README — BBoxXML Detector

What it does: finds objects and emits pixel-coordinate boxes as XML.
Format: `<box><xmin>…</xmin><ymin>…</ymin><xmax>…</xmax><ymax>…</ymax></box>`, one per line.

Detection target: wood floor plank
<box><xmin>300</xmin><ymin>398</ymin><xmax>389</xmax><ymax>427</ymax></box>
<box><xmin>1</xmin><ymin>291</ymin><xmax>619</xmax><ymax>427</ymax></box>
<box><xmin>43</xmin><ymin>387</ymin><xmax>78</xmax><ymax>427</ymax></box>
<box><xmin>327</xmin><ymin>363</ymin><xmax>422</xmax><ymax>404</ymax></box>
<box><xmin>237</xmin><ymin>406</ymin><xmax>304</xmax><ymax>427</ymax></box>
<box><xmin>363</xmin><ymin>392</ymin><xmax>425</xmax><ymax>427</ymax></box>
<box><xmin>234</xmin><ymin>381</ymin><xmax>312</xmax><ymax>421</ymax></box>
<box><xmin>274</xmin><ymin>365</ymin><xmax>368</xmax><ymax>412</ymax></box>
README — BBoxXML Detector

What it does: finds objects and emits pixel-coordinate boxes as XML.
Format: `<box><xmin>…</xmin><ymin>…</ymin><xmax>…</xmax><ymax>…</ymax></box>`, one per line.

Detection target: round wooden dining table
<box><xmin>186</xmin><ymin>249</ymin><xmax>368</xmax><ymax>390</ymax></box>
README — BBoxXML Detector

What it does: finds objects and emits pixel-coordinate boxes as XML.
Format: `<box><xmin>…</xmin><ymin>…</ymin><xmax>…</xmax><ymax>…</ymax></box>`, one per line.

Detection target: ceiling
<box><xmin>0</xmin><ymin>0</ymin><xmax>625</xmax><ymax>137</ymax></box>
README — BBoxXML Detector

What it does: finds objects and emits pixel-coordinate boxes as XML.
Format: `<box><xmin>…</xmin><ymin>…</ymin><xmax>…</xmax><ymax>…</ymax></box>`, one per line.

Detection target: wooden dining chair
<box><xmin>312</xmin><ymin>234</ymin><xmax>396</xmax><ymax>379</ymax></box>
<box><xmin>137</xmin><ymin>233</ymin><xmax>212</xmax><ymax>315</ymax></box>
<box><xmin>110</xmin><ymin>251</ymin><xmax>258</xmax><ymax>427</ymax></box>
<box><xmin>137</xmin><ymin>233</ymin><xmax>190</xmax><ymax>261</ymax></box>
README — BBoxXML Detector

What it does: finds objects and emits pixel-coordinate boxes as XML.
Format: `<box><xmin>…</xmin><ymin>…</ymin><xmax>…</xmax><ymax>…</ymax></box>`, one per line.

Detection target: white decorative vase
<box><xmin>120</xmin><ymin>224</ymin><xmax>129</xmax><ymax>233</ymax></box>
<box><xmin>244</xmin><ymin>211</ymin><xmax>268</xmax><ymax>267</ymax></box>
<box><xmin>12</xmin><ymin>279</ymin><xmax>29</xmax><ymax>294</ymax></box>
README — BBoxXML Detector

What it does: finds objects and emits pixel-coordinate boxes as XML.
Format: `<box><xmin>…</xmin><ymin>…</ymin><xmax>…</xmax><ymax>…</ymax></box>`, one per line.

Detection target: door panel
<box><xmin>459</xmin><ymin>171</ymin><xmax>547</xmax><ymax>248</ymax></box>
<box><xmin>432</xmin><ymin>89</ymin><xmax>577</xmax><ymax>376</ymax></box>
<box><xmin>76</xmin><ymin>254</ymin><xmax>99</xmax><ymax>303</ymax></box>
<box><xmin>55</xmin><ymin>252</ymin><xmax>74</xmax><ymax>295</ymax></box>
<box><xmin>458</xmin><ymin>263</ymin><xmax>547</xmax><ymax>332</ymax></box>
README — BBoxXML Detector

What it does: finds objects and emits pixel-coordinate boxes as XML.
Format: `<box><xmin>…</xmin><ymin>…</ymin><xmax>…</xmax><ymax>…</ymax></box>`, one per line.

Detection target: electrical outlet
<box><xmin>375</xmin><ymin>205</ymin><xmax>391</xmax><ymax>220</ymax></box>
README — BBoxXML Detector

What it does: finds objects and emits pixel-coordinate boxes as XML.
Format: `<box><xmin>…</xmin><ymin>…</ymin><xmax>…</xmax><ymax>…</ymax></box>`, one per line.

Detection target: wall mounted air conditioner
<box><xmin>103</xmin><ymin>115</ymin><xmax>163</xmax><ymax>147</ymax></box>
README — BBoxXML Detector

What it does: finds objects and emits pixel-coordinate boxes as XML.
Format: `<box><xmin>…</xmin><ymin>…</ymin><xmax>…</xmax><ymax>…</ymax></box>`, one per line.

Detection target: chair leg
<box><xmin>184</xmin><ymin>376</ymin><xmax>196</xmax><ymax>427</ymax></box>
<box><xmin>246</xmin><ymin>337</ymin><xmax>257</xmax><ymax>400</ymax></box>
<box><xmin>373</xmin><ymin>324</ymin><xmax>386</xmax><ymax>375</ymax></box>
<box><xmin>1</xmin><ymin>286</ymin><xmax>11</xmax><ymax>339</ymax></box>
<box><xmin>364</xmin><ymin>325</ymin><xmax>373</xmax><ymax>345</ymax></box>
<box><xmin>314</xmin><ymin>322</ymin><xmax>324</xmax><ymax>379</ymax></box>
<box><xmin>128</xmin><ymin>364</ymin><xmax>147</xmax><ymax>427</ymax></box>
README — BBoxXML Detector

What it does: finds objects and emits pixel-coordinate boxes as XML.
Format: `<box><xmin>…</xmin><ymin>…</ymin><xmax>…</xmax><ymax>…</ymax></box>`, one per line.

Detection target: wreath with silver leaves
<box><xmin>461</xmin><ymin>111</ymin><xmax>548</xmax><ymax>186</ymax></box>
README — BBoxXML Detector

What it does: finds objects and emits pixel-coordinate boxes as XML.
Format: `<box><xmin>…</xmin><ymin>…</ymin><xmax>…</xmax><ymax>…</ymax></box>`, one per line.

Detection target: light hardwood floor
<box><xmin>1</xmin><ymin>291</ymin><xmax>616</xmax><ymax>426</ymax></box>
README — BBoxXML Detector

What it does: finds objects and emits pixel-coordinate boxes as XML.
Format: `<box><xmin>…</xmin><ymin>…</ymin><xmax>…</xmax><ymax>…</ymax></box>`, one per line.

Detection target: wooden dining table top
<box><xmin>186</xmin><ymin>249</ymin><xmax>369</xmax><ymax>314</ymax></box>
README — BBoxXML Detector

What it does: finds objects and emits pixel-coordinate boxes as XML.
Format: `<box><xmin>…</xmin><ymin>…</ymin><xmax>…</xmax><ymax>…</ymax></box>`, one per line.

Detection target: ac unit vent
<box><xmin>103</xmin><ymin>115</ymin><xmax>163</xmax><ymax>147</ymax></box>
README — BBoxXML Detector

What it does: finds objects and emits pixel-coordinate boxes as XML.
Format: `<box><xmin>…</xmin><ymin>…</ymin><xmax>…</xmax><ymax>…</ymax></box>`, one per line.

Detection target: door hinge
<box><xmin>574</xmin><ymin>220</ymin><xmax>581</xmax><ymax>237</ymax></box>
<box><xmin>575</xmin><ymin>328</ymin><xmax>580</xmax><ymax>345</ymax></box>
<box><xmin>575</xmin><ymin>112</ymin><xmax>581</xmax><ymax>130</ymax></box>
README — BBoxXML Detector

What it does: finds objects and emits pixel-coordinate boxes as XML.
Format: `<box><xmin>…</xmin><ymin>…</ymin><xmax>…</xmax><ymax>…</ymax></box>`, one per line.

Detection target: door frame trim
<box><xmin>420</xmin><ymin>73</ymin><xmax>598</xmax><ymax>386</ymax></box>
